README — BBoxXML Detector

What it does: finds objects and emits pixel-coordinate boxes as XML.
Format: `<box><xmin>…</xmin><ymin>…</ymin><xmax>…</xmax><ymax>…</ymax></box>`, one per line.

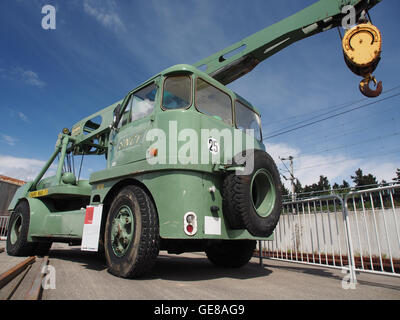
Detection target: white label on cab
<box><xmin>204</xmin><ymin>216</ymin><xmax>221</xmax><ymax>235</ymax></box>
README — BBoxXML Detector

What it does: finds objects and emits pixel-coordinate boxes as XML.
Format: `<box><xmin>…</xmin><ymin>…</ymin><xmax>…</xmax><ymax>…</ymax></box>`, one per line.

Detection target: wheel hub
<box><xmin>10</xmin><ymin>214</ymin><xmax>22</xmax><ymax>245</ymax></box>
<box><xmin>111</xmin><ymin>205</ymin><xmax>134</xmax><ymax>257</ymax></box>
<box><xmin>250</xmin><ymin>168</ymin><xmax>276</xmax><ymax>217</ymax></box>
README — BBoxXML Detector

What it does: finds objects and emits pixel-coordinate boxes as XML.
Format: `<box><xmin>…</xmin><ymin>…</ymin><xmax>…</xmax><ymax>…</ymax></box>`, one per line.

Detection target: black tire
<box><xmin>104</xmin><ymin>185</ymin><xmax>160</xmax><ymax>278</ymax></box>
<box><xmin>205</xmin><ymin>240</ymin><xmax>256</xmax><ymax>268</ymax></box>
<box><xmin>6</xmin><ymin>200</ymin><xmax>37</xmax><ymax>256</ymax></box>
<box><xmin>222</xmin><ymin>150</ymin><xmax>282</xmax><ymax>237</ymax></box>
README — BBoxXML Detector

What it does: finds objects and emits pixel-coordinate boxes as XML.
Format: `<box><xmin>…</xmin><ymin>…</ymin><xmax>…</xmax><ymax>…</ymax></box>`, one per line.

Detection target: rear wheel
<box><xmin>104</xmin><ymin>185</ymin><xmax>160</xmax><ymax>278</ymax></box>
<box><xmin>6</xmin><ymin>201</ymin><xmax>37</xmax><ymax>256</ymax></box>
<box><xmin>205</xmin><ymin>240</ymin><xmax>256</xmax><ymax>268</ymax></box>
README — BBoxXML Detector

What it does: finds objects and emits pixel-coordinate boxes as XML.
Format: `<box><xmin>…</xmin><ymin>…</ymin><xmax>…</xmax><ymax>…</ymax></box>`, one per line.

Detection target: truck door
<box><xmin>109</xmin><ymin>81</ymin><xmax>158</xmax><ymax>167</ymax></box>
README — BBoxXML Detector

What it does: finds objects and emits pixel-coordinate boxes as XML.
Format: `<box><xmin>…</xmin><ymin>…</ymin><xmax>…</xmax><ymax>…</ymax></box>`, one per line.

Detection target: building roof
<box><xmin>0</xmin><ymin>175</ymin><xmax>26</xmax><ymax>186</ymax></box>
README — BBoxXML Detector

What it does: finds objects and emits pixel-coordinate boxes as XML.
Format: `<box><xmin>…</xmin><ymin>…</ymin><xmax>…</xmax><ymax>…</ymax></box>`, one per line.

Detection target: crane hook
<box><xmin>359</xmin><ymin>74</ymin><xmax>382</xmax><ymax>98</ymax></box>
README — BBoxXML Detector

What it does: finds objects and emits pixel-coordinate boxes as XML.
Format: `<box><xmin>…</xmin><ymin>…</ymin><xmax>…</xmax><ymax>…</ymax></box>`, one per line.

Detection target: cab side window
<box><xmin>195</xmin><ymin>78</ymin><xmax>232</xmax><ymax>125</ymax></box>
<box><xmin>118</xmin><ymin>82</ymin><xmax>157</xmax><ymax>129</ymax></box>
<box><xmin>118</xmin><ymin>101</ymin><xmax>131</xmax><ymax>129</ymax></box>
<box><xmin>131</xmin><ymin>83</ymin><xmax>157</xmax><ymax>122</ymax></box>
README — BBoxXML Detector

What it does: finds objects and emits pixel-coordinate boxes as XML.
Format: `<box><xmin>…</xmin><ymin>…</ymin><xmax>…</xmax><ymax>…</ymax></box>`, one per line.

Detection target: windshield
<box><xmin>235</xmin><ymin>100</ymin><xmax>262</xmax><ymax>141</ymax></box>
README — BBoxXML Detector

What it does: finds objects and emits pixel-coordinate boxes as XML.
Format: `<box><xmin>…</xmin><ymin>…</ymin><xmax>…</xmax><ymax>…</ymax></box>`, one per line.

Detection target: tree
<box><xmin>351</xmin><ymin>168</ymin><xmax>363</xmax><ymax>186</ymax></box>
<box><xmin>282</xmin><ymin>179</ymin><xmax>302</xmax><ymax>201</ymax></box>
<box><xmin>332</xmin><ymin>182</ymin><xmax>340</xmax><ymax>190</ymax></box>
<box><xmin>351</xmin><ymin>168</ymin><xmax>378</xmax><ymax>190</ymax></box>
<box><xmin>340</xmin><ymin>179</ymin><xmax>351</xmax><ymax>194</ymax></box>
<box><xmin>332</xmin><ymin>179</ymin><xmax>350</xmax><ymax>195</ymax></box>
<box><xmin>341</xmin><ymin>180</ymin><xmax>350</xmax><ymax>189</ymax></box>
<box><xmin>393</xmin><ymin>168</ymin><xmax>400</xmax><ymax>184</ymax></box>
<box><xmin>281</xmin><ymin>183</ymin><xmax>290</xmax><ymax>198</ymax></box>
<box><xmin>380</xmin><ymin>179</ymin><xmax>389</xmax><ymax>187</ymax></box>
<box><xmin>294</xmin><ymin>179</ymin><xmax>303</xmax><ymax>195</ymax></box>
<box><xmin>317</xmin><ymin>175</ymin><xmax>330</xmax><ymax>193</ymax></box>
<box><xmin>303</xmin><ymin>175</ymin><xmax>330</xmax><ymax>196</ymax></box>
<box><xmin>392</xmin><ymin>169</ymin><xmax>400</xmax><ymax>203</ymax></box>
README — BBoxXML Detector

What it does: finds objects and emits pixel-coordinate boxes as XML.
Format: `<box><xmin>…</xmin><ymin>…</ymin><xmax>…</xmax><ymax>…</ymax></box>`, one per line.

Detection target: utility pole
<box><xmin>280</xmin><ymin>156</ymin><xmax>296</xmax><ymax>202</ymax></box>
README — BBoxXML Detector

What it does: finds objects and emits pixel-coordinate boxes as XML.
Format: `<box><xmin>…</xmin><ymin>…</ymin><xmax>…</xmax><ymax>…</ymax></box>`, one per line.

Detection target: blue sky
<box><xmin>0</xmin><ymin>0</ymin><xmax>399</xmax><ymax>188</ymax></box>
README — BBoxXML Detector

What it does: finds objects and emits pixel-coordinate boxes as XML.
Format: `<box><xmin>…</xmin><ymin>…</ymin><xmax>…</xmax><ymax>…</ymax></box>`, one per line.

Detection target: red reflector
<box><xmin>84</xmin><ymin>207</ymin><xmax>94</xmax><ymax>224</ymax></box>
<box><xmin>186</xmin><ymin>224</ymin><xmax>194</xmax><ymax>233</ymax></box>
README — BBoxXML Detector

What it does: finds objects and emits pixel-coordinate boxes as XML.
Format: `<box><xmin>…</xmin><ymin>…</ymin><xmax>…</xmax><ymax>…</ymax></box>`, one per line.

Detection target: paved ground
<box><xmin>1</xmin><ymin>241</ymin><xmax>400</xmax><ymax>300</ymax></box>
<box><xmin>46</xmin><ymin>243</ymin><xmax>400</xmax><ymax>300</ymax></box>
<box><xmin>0</xmin><ymin>240</ymin><xmax>29</xmax><ymax>275</ymax></box>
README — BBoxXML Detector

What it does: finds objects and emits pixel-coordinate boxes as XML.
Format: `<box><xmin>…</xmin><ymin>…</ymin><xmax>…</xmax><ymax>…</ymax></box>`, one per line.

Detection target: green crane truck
<box><xmin>6</xmin><ymin>0</ymin><xmax>383</xmax><ymax>278</ymax></box>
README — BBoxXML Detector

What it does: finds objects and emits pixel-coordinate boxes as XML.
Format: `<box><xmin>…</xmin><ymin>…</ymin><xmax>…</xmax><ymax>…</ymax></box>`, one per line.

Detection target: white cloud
<box><xmin>0</xmin><ymin>153</ymin><xmax>103</xmax><ymax>182</ymax></box>
<box><xmin>18</xmin><ymin>112</ymin><xmax>29</xmax><ymax>123</ymax></box>
<box><xmin>265</xmin><ymin>142</ymin><xmax>300</xmax><ymax>161</ymax></box>
<box><xmin>11</xmin><ymin>67</ymin><xmax>46</xmax><ymax>88</ymax></box>
<box><xmin>264</xmin><ymin>142</ymin><xmax>398</xmax><ymax>189</ymax></box>
<box><xmin>132</xmin><ymin>99</ymin><xmax>154</xmax><ymax>120</ymax></box>
<box><xmin>83</xmin><ymin>0</ymin><xmax>125</xmax><ymax>32</ymax></box>
<box><xmin>294</xmin><ymin>154</ymin><xmax>359</xmax><ymax>186</ymax></box>
<box><xmin>361</xmin><ymin>161</ymin><xmax>399</xmax><ymax>183</ymax></box>
<box><xmin>0</xmin><ymin>155</ymin><xmax>55</xmax><ymax>181</ymax></box>
<box><xmin>0</xmin><ymin>134</ymin><xmax>18</xmax><ymax>146</ymax></box>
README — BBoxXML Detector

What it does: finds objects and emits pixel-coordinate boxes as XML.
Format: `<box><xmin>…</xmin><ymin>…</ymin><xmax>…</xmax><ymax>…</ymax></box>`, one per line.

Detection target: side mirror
<box><xmin>113</xmin><ymin>104</ymin><xmax>121</xmax><ymax>128</ymax></box>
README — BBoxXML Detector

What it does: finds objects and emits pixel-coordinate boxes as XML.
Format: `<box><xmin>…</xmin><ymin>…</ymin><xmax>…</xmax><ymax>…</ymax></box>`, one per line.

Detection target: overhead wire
<box><xmin>291</xmin><ymin>131</ymin><xmax>399</xmax><ymax>160</ymax></box>
<box><xmin>279</xmin><ymin>110</ymin><xmax>398</xmax><ymax>150</ymax></box>
<box><xmin>294</xmin><ymin>147</ymin><xmax>400</xmax><ymax>172</ymax></box>
<box><xmin>264</xmin><ymin>83</ymin><xmax>400</xmax><ymax>133</ymax></box>
<box><xmin>263</xmin><ymin>91</ymin><xmax>400</xmax><ymax>140</ymax></box>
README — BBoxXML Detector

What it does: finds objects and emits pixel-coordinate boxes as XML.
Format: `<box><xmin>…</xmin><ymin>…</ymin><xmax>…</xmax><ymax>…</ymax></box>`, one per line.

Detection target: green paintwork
<box><xmin>7</xmin><ymin>0</ymin><xmax>382</xmax><ymax>246</ymax></box>
<box><xmin>8</xmin><ymin>182</ymin><xmax>32</xmax><ymax>211</ymax></box>
<box><xmin>250</xmin><ymin>169</ymin><xmax>276</xmax><ymax>217</ymax></box>
<box><xmin>24</xmin><ymin>196</ymin><xmax>85</xmax><ymax>241</ymax></box>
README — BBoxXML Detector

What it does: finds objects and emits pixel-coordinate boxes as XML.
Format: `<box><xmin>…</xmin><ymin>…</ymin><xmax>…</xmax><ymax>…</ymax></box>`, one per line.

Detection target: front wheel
<box><xmin>6</xmin><ymin>200</ymin><xmax>37</xmax><ymax>256</ymax></box>
<box><xmin>104</xmin><ymin>185</ymin><xmax>160</xmax><ymax>278</ymax></box>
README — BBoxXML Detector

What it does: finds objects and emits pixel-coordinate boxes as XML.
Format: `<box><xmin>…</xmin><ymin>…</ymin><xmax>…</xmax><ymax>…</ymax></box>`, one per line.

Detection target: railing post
<box><xmin>342</xmin><ymin>196</ymin><xmax>357</xmax><ymax>285</ymax></box>
<box><xmin>259</xmin><ymin>240</ymin><xmax>263</xmax><ymax>267</ymax></box>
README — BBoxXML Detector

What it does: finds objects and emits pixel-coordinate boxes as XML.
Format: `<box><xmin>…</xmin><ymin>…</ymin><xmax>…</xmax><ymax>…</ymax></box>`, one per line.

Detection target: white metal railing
<box><xmin>0</xmin><ymin>215</ymin><xmax>9</xmax><ymax>239</ymax></box>
<box><xmin>343</xmin><ymin>185</ymin><xmax>400</xmax><ymax>277</ymax></box>
<box><xmin>258</xmin><ymin>185</ymin><xmax>400</xmax><ymax>283</ymax></box>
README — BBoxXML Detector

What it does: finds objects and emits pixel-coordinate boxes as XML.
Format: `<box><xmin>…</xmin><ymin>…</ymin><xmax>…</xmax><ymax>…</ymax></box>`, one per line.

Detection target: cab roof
<box><xmin>72</xmin><ymin>64</ymin><xmax>261</xmax><ymax>134</ymax></box>
<box><xmin>159</xmin><ymin>64</ymin><xmax>261</xmax><ymax>115</ymax></box>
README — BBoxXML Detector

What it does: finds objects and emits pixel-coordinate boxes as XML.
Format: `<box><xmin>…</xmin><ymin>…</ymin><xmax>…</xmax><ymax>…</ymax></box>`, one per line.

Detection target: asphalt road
<box><xmin>31</xmin><ymin>243</ymin><xmax>400</xmax><ymax>300</ymax></box>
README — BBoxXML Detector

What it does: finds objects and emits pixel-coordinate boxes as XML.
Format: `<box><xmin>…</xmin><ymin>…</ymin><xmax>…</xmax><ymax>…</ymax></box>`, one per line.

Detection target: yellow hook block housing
<box><xmin>342</xmin><ymin>22</ymin><xmax>383</xmax><ymax>97</ymax></box>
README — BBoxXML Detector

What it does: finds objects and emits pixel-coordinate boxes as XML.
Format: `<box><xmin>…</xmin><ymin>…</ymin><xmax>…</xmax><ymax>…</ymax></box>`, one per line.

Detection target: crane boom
<box><xmin>67</xmin><ymin>0</ymin><xmax>383</xmax><ymax>153</ymax></box>
<box><xmin>194</xmin><ymin>0</ymin><xmax>381</xmax><ymax>85</ymax></box>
